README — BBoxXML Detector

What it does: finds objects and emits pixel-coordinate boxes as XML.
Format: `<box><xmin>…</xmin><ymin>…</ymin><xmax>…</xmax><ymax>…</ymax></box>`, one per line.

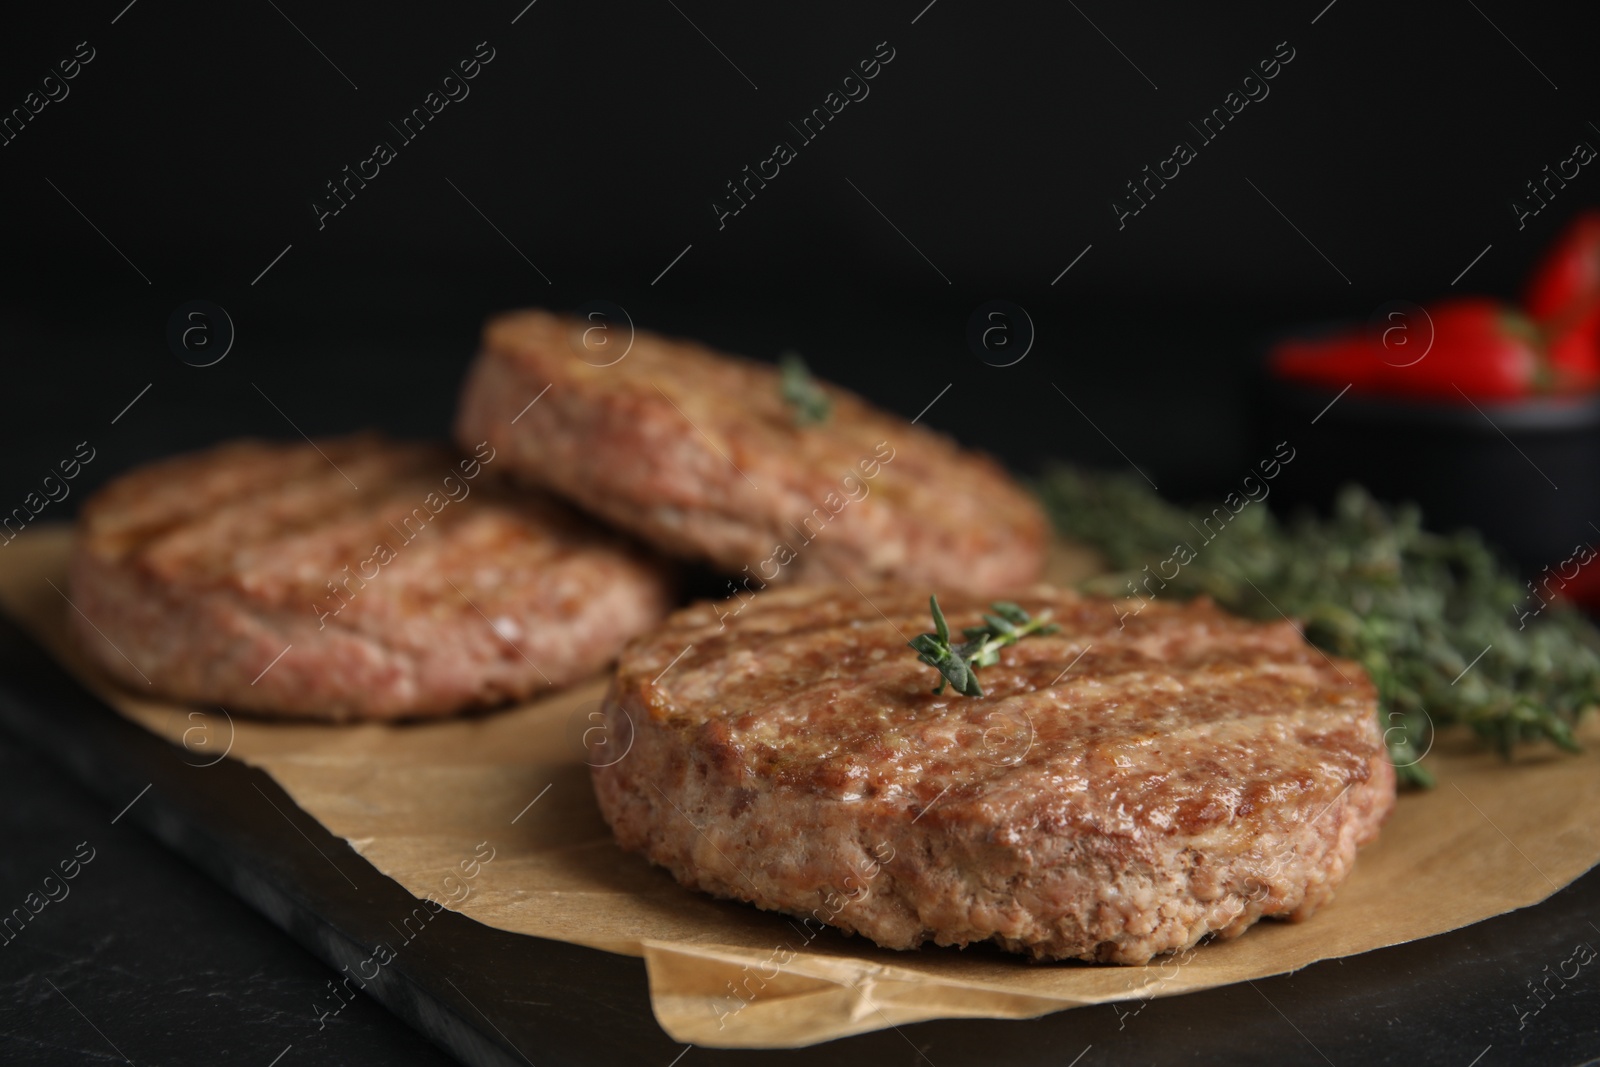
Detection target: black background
<box><xmin>3</xmin><ymin>0</ymin><xmax>1597</xmax><ymax>503</ymax></box>
<box><xmin>4</xmin><ymin>1</ymin><xmax>1600</xmax><ymax>1064</ymax></box>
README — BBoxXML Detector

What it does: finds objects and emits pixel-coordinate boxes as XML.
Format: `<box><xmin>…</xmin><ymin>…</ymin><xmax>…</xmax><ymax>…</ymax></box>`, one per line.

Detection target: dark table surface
<box><xmin>0</xmin><ymin>727</ymin><xmax>460</xmax><ymax>1067</ymax></box>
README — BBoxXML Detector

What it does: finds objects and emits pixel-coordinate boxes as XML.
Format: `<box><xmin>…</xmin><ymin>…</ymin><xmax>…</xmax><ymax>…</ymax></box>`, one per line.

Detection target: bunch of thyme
<box><xmin>909</xmin><ymin>596</ymin><xmax>1059</xmax><ymax>697</ymax></box>
<box><xmin>1037</xmin><ymin>466</ymin><xmax>1600</xmax><ymax>787</ymax></box>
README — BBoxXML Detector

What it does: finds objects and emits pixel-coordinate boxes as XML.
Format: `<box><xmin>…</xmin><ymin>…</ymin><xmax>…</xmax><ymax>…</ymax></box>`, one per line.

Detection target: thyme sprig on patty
<box><xmin>909</xmin><ymin>596</ymin><xmax>1059</xmax><ymax>697</ymax></box>
<box><xmin>779</xmin><ymin>351</ymin><xmax>832</xmax><ymax>426</ymax></box>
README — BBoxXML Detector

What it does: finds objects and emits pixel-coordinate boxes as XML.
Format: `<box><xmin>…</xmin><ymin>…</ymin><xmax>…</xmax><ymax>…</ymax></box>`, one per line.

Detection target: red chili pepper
<box><xmin>1272</xmin><ymin>210</ymin><xmax>1600</xmax><ymax>402</ymax></box>
<box><xmin>1546</xmin><ymin>300</ymin><xmax>1600</xmax><ymax>392</ymax></box>
<box><xmin>1553</xmin><ymin>556</ymin><xmax>1600</xmax><ymax>612</ymax></box>
<box><xmin>1524</xmin><ymin>210</ymin><xmax>1600</xmax><ymax>323</ymax></box>
<box><xmin>1397</xmin><ymin>298</ymin><xmax>1546</xmax><ymax>401</ymax></box>
<box><xmin>1269</xmin><ymin>331</ymin><xmax>1385</xmax><ymax>393</ymax></box>
<box><xmin>1270</xmin><ymin>298</ymin><xmax>1548</xmax><ymax>402</ymax></box>
<box><xmin>1522</xmin><ymin>211</ymin><xmax>1600</xmax><ymax>395</ymax></box>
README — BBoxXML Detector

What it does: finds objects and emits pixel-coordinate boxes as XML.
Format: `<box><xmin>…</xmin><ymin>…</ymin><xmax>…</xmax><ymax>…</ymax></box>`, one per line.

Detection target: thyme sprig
<box><xmin>1037</xmin><ymin>465</ymin><xmax>1600</xmax><ymax>787</ymax></box>
<box><xmin>779</xmin><ymin>351</ymin><xmax>831</xmax><ymax>426</ymax></box>
<box><xmin>909</xmin><ymin>596</ymin><xmax>1059</xmax><ymax>697</ymax></box>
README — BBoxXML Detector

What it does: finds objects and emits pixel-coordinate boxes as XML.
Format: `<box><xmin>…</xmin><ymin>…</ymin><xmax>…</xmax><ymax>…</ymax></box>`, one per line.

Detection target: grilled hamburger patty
<box><xmin>454</xmin><ymin>310</ymin><xmax>1048</xmax><ymax>595</ymax></box>
<box><xmin>591</xmin><ymin>585</ymin><xmax>1396</xmax><ymax>963</ymax></box>
<box><xmin>68</xmin><ymin>436</ymin><xmax>674</xmax><ymax>720</ymax></box>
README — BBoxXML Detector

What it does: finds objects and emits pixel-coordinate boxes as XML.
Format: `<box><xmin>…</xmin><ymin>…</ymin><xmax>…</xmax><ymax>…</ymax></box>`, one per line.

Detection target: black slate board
<box><xmin>1</xmin><ymin>608</ymin><xmax>1596</xmax><ymax>1067</ymax></box>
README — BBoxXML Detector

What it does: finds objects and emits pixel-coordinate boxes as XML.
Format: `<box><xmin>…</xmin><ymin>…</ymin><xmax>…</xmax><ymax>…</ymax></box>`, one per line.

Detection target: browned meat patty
<box><xmin>591</xmin><ymin>584</ymin><xmax>1396</xmax><ymax>964</ymax></box>
<box><xmin>68</xmin><ymin>435</ymin><xmax>675</xmax><ymax>720</ymax></box>
<box><xmin>454</xmin><ymin>310</ymin><xmax>1048</xmax><ymax>596</ymax></box>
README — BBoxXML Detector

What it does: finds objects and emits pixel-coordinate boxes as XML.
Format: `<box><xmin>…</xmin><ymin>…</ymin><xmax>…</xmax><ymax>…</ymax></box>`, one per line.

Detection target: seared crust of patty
<box><xmin>592</xmin><ymin>585</ymin><xmax>1396</xmax><ymax>963</ymax></box>
<box><xmin>69</xmin><ymin>436</ymin><xmax>675</xmax><ymax>720</ymax></box>
<box><xmin>454</xmin><ymin>310</ymin><xmax>1048</xmax><ymax>595</ymax></box>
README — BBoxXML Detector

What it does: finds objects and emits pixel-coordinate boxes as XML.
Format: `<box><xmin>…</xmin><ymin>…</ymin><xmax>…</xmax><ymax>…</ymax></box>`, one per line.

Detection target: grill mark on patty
<box><xmin>71</xmin><ymin>435</ymin><xmax>677</xmax><ymax>719</ymax></box>
<box><xmin>86</xmin><ymin>439</ymin><xmax>613</xmax><ymax>614</ymax></box>
<box><xmin>616</xmin><ymin>586</ymin><xmax>1378</xmax><ymax>837</ymax></box>
<box><xmin>87</xmin><ymin>437</ymin><xmax>404</xmax><ymax>556</ymax></box>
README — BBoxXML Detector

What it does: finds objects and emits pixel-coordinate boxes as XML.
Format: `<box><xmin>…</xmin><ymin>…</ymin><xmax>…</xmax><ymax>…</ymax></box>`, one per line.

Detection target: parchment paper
<box><xmin>3</xmin><ymin>526</ymin><xmax>1598</xmax><ymax>1049</ymax></box>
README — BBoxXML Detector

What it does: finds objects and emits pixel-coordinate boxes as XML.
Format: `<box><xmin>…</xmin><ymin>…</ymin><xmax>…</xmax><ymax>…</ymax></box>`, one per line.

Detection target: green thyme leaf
<box><xmin>779</xmin><ymin>351</ymin><xmax>832</xmax><ymax>426</ymax></box>
<box><xmin>1036</xmin><ymin>465</ymin><xmax>1600</xmax><ymax>788</ymax></box>
<box><xmin>929</xmin><ymin>594</ymin><xmax>951</xmax><ymax>644</ymax></box>
<box><xmin>991</xmin><ymin>602</ymin><xmax>1030</xmax><ymax>626</ymax></box>
<box><xmin>982</xmin><ymin>613</ymin><xmax>1017</xmax><ymax>637</ymax></box>
<box><xmin>910</xmin><ymin>594</ymin><xmax>1058</xmax><ymax>698</ymax></box>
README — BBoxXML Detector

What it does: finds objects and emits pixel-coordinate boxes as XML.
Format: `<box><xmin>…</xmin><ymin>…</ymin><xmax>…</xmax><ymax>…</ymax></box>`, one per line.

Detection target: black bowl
<box><xmin>1256</xmin><ymin>379</ymin><xmax>1600</xmax><ymax>575</ymax></box>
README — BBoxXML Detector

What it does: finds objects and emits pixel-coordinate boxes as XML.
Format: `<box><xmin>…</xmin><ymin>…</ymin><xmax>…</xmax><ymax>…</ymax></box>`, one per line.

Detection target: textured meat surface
<box><xmin>591</xmin><ymin>584</ymin><xmax>1396</xmax><ymax>963</ymax></box>
<box><xmin>453</xmin><ymin>310</ymin><xmax>1048</xmax><ymax>595</ymax></box>
<box><xmin>69</xmin><ymin>436</ymin><xmax>675</xmax><ymax>720</ymax></box>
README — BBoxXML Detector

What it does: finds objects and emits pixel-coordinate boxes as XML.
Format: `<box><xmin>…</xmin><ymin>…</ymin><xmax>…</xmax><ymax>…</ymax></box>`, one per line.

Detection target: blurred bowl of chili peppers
<box><xmin>1260</xmin><ymin>210</ymin><xmax>1600</xmax><ymax>606</ymax></box>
